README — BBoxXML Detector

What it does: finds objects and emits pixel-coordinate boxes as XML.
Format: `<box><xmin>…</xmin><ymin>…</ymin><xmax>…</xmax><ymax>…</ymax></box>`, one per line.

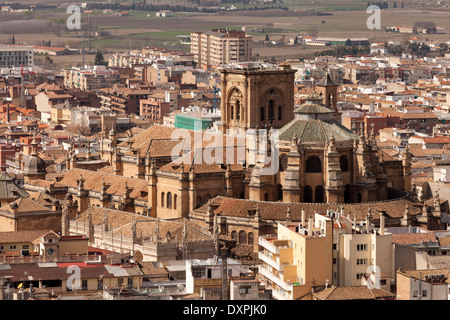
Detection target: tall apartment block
<box><xmin>0</xmin><ymin>45</ymin><xmax>34</xmax><ymax>68</ymax></box>
<box><xmin>190</xmin><ymin>29</ymin><xmax>252</xmax><ymax>69</ymax></box>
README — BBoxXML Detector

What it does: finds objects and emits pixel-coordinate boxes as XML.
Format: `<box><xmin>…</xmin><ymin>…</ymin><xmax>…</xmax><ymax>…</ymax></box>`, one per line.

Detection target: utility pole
<box><xmin>220</xmin><ymin>245</ymin><xmax>228</xmax><ymax>300</ymax></box>
<box><xmin>88</xmin><ymin>14</ymin><xmax>92</xmax><ymax>53</ymax></box>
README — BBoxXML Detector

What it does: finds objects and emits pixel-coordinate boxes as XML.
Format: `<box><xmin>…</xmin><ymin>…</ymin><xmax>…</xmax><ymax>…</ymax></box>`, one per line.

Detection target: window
<box><xmin>260</xmin><ymin>106</ymin><xmax>265</xmax><ymax>121</ymax></box>
<box><xmin>22</xmin><ymin>245</ymin><xmax>29</xmax><ymax>250</ymax></box>
<box><xmin>413</xmin><ymin>290</ymin><xmax>418</xmax><ymax>297</ymax></box>
<box><xmin>356</xmin><ymin>258</ymin><xmax>367</xmax><ymax>265</ymax></box>
<box><xmin>248</xmin><ymin>232</ymin><xmax>254</xmax><ymax>245</ymax></box>
<box><xmin>128</xmin><ymin>278</ymin><xmax>133</xmax><ymax>286</ymax></box>
<box><xmin>9</xmin><ymin>245</ymin><xmax>16</xmax><ymax>250</ymax></box>
<box><xmin>380</xmin><ymin>279</ymin><xmax>387</xmax><ymax>285</ymax></box>
<box><xmin>357</xmin><ymin>244</ymin><xmax>367</xmax><ymax>251</ymax></box>
<box><xmin>305</xmin><ymin>156</ymin><xmax>322</xmax><ymax>173</ymax></box>
<box><xmin>268</xmin><ymin>100</ymin><xmax>274</xmax><ymax>121</ymax></box>
<box><xmin>356</xmin><ymin>273</ymin><xmax>366</xmax><ymax>280</ymax></box>
<box><xmin>161</xmin><ymin>192</ymin><xmax>165</xmax><ymax>208</ymax></box>
<box><xmin>239</xmin><ymin>230</ymin><xmax>247</xmax><ymax>244</ymax></box>
<box><xmin>303</xmin><ymin>185</ymin><xmax>313</xmax><ymax>203</ymax></box>
<box><xmin>340</xmin><ymin>155</ymin><xmax>349</xmax><ymax>172</ymax></box>
<box><xmin>167</xmin><ymin>192</ymin><xmax>172</xmax><ymax>209</ymax></box>
<box><xmin>239</xmin><ymin>286</ymin><xmax>251</xmax><ymax>295</ymax></box>
<box><xmin>82</xmin><ymin>280</ymin><xmax>88</xmax><ymax>291</ymax></box>
<box><xmin>422</xmin><ymin>290</ymin><xmax>427</xmax><ymax>297</ymax></box>
<box><xmin>192</xmin><ymin>267</ymin><xmax>205</xmax><ymax>278</ymax></box>
<box><xmin>278</xmin><ymin>106</ymin><xmax>282</xmax><ymax>121</ymax></box>
<box><xmin>173</xmin><ymin>194</ymin><xmax>177</xmax><ymax>210</ymax></box>
<box><xmin>333</xmin><ymin>258</ymin><xmax>337</xmax><ymax>264</ymax></box>
<box><xmin>98</xmin><ymin>279</ymin><xmax>103</xmax><ymax>290</ymax></box>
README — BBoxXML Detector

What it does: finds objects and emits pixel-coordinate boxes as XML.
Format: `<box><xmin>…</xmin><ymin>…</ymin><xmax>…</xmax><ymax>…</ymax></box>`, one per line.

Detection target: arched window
<box><xmin>173</xmin><ymin>194</ymin><xmax>177</xmax><ymax>210</ymax></box>
<box><xmin>304</xmin><ymin>185</ymin><xmax>313</xmax><ymax>203</ymax></box>
<box><xmin>161</xmin><ymin>192</ymin><xmax>165</xmax><ymax>208</ymax></box>
<box><xmin>264</xmin><ymin>193</ymin><xmax>269</xmax><ymax>201</ymax></box>
<box><xmin>231</xmin><ymin>231</ymin><xmax>238</xmax><ymax>242</ymax></box>
<box><xmin>357</xmin><ymin>193</ymin><xmax>362</xmax><ymax>202</ymax></box>
<box><xmin>240</xmin><ymin>191</ymin><xmax>245</xmax><ymax>199</ymax></box>
<box><xmin>344</xmin><ymin>184</ymin><xmax>351</xmax><ymax>203</ymax></box>
<box><xmin>306</xmin><ymin>156</ymin><xmax>322</xmax><ymax>173</ymax></box>
<box><xmin>315</xmin><ymin>185</ymin><xmax>324</xmax><ymax>203</ymax></box>
<box><xmin>268</xmin><ymin>100</ymin><xmax>274</xmax><ymax>121</ymax></box>
<box><xmin>236</xmin><ymin>100</ymin><xmax>240</xmax><ymax>120</ymax></box>
<box><xmin>167</xmin><ymin>192</ymin><xmax>172</xmax><ymax>209</ymax></box>
<box><xmin>277</xmin><ymin>184</ymin><xmax>283</xmax><ymax>201</ymax></box>
<box><xmin>278</xmin><ymin>106</ymin><xmax>282</xmax><ymax>121</ymax></box>
<box><xmin>248</xmin><ymin>232</ymin><xmax>254</xmax><ymax>245</ymax></box>
<box><xmin>340</xmin><ymin>154</ymin><xmax>349</xmax><ymax>172</ymax></box>
<box><xmin>328</xmin><ymin>93</ymin><xmax>334</xmax><ymax>109</ymax></box>
<box><xmin>230</xmin><ymin>104</ymin><xmax>234</xmax><ymax>120</ymax></box>
<box><xmin>239</xmin><ymin>230</ymin><xmax>247</xmax><ymax>244</ymax></box>
<box><xmin>260</xmin><ymin>106</ymin><xmax>265</xmax><ymax>121</ymax></box>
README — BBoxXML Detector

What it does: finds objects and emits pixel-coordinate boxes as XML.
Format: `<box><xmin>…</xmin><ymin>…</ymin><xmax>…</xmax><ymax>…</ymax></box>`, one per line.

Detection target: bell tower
<box><xmin>219</xmin><ymin>64</ymin><xmax>296</xmax><ymax>136</ymax></box>
<box><xmin>316</xmin><ymin>70</ymin><xmax>339</xmax><ymax>121</ymax></box>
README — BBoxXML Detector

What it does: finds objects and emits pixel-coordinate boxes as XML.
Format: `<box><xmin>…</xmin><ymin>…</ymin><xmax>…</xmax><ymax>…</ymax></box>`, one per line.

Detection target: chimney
<box><xmin>308</xmin><ymin>217</ymin><xmax>313</xmax><ymax>235</ymax></box>
<box><xmin>301</xmin><ymin>208</ymin><xmax>306</xmax><ymax>227</ymax></box>
<box><xmin>380</xmin><ymin>213</ymin><xmax>385</xmax><ymax>235</ymax></box>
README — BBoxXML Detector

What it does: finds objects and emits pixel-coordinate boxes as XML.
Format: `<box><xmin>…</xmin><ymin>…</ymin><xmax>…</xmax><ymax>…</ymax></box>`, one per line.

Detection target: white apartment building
<box><xmin>336</xmin><ymin>213</ymin><xmax>394</xmax><ymax>292</ymax></box>
<box><xmin>0</xmin><ymin>45</ymin><xmax>34</xmax><ymax>68</ymax></box>
<box><xmin>191</xmin><ymin>29</ymin><xmax>252</xmax><ymax>69</ymax></box>
<box><xmin>62</xmin><ymin>65</ymin><xmax>120</xmax><ymax>91</ymax></box>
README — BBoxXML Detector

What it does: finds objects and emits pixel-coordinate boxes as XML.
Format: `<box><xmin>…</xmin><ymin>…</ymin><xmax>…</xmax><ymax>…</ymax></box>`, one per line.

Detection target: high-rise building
<box><xmin>191</xmin><ymin>29</ymin><xmax>252</xmax><ymax>69</ymax></box>
<box><xmin>0</xmin><ymin>45</ymin><xmax>34</xmax><ymax>68</ymax></box>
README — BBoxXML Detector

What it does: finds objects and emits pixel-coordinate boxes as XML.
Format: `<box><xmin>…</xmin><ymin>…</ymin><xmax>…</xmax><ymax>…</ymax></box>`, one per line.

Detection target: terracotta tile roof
<box><xmin>138</xmin><ymin>262</ymin><xmax>169</xmax><ymax>277</ymax></box>
<box><xmin>398</xmin><ymin>269</ymin><xmax>450</xmax><ymax>284</ymax></box>
<box><xmin>438</xmin><ymin>236</ymin><xmax>450</xmax><ymax>247</ymax></box>
<box><xmin>57</xmin><ymin>168</ymin><xmax>149</xmax><ymax>200</ymax></box>
<box><xmin>194</xmin><ymin>195</ymin><xmax>421</xmax><ymax>221</ymax></box>
<box><xmin>314</xmin><ymin>286</ymin><xmax>395</xmax><ymax>300</ymax></box>
<box><xmin>391</xmin><ymin>232</ymin><xmax>437</xmax><ymax>245</ymax></box>
<box><xmin>75</xmin><ymin>206</ymin><xmax>213</xmax><ymax>242</ymax></box>
<box><xmin>0</xmin><ymin>229</ymin><xmax>51</xmax><ymax>244</ymax></box>
<box><xmin>160</xmin><ymin>146</ymin><xmax>245</xmax><ymax>174</ymax></box>
<box><xmin>0</xmin><ymin>197</ymin><xmax>51</xmax><ymax>215</ymax></box>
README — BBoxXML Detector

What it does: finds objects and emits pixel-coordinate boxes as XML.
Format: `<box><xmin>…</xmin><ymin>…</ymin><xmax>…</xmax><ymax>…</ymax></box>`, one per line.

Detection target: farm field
<box><xmin>2</xmin><ymin>1</ymin><xmax>450</xmax><ymax>65</ymax></box>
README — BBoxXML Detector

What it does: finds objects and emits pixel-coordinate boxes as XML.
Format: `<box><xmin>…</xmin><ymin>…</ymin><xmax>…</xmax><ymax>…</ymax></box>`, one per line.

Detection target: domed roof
<box><xmin>23</xmin><ymin>154</ymin><xmax>46</xmax><ymax>175</ymax></box>
<box><xmin>24</xmin><ymin>132</ymin><xmax>46</xmax><ymax>176</ymax></box>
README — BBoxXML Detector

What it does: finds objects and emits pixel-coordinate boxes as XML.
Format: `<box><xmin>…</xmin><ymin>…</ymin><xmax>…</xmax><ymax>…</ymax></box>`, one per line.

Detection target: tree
<box><xmin>265</xmin><ymin>34</ymin><xmax>270</xmax><ymax>41</ymax></box>
<box><xmin>307</xmin><ymin>27</ymin><xmax>319</xmax><ymax>38</ymax></box>
<box><xmin>94</xmin><ymin>50</ymin><xmax>107</xmax><ymax>66</ymax></box>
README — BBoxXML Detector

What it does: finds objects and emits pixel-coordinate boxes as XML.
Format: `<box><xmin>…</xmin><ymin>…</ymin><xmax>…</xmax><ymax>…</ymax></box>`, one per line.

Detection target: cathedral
<box><xmin>88</xmin><ymin>64</ymin><xmax>412</xmax><ymax>218</ymax></box>
<box><xmin>17</xmin><ymin>64</ymin><xmax>430</xmax><ymax>257</ymax></box>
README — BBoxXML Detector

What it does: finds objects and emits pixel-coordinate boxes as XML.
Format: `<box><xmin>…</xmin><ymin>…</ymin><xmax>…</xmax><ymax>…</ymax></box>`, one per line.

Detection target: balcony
<box><xmin>258</xmin><ymin>265</ymin><xmax>295</xmax><ymax>293</ymax></box>
<box><xmin>258</xmin><ymin>251</ymin><xmax>281</xmax><ymax>271</ymax></box>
